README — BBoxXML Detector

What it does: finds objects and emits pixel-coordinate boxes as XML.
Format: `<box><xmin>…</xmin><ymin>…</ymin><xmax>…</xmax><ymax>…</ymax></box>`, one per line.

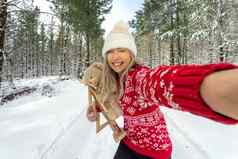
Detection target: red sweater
<box><xmin>118</xmin><ymin>63</ymin><xmax>238</xmax><ymax>159</ymax></box>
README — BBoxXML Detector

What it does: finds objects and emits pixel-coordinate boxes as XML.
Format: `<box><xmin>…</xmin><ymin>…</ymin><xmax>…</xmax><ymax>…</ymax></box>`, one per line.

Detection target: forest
<box><xmin>0</xmin><ymin>0</ymin><xmax>238</xmax><ymax>89</ymax></box>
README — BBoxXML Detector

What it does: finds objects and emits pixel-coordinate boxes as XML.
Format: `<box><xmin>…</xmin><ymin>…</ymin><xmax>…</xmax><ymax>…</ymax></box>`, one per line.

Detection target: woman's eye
<box><xmin>107</xmin><ymin>51</ymin><xmax>113</xmax><ymax>54</ymax></box>
<box><xmin>118</xmin><ymin>49</ymin><xmax>126</xmax><ymax>52</ymax></box>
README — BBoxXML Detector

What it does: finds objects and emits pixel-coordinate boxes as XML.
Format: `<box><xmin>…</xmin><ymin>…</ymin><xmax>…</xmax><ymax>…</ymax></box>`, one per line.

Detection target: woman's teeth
<box><xmin>113</xmin><ymin>62</ymin><xmax>123</xmax><ymax>66</ymax></box>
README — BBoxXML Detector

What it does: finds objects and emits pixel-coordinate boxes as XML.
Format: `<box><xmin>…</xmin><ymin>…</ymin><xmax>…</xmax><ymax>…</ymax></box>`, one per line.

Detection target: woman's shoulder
<box><xmin>132</xmin><ymin>64</ymin><xmax>150</xmax><ymax>72</ymax></box>
<box><xmin>127</xmin><ymin>64</ymin><xmax>150</xmax><ymax>79</ymax></box>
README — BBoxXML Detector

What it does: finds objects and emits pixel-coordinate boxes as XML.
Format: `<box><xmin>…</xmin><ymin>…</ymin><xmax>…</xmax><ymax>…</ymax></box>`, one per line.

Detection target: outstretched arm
<box><xmin>134</xmin><ymin>63</ymin><xmax>238</xmax><ymax>124</ymax></box>
<box><xmin>201</xmin><ymin>69</ymin><xmax>238</xmax><ymax>120</ymax></box>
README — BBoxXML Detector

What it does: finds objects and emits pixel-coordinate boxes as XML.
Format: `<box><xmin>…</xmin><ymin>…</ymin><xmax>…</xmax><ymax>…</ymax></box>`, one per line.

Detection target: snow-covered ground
<box><xmin>0</xmin><ymin>77</ymin><xmax>238</xmax><ymax>159</ymax></box>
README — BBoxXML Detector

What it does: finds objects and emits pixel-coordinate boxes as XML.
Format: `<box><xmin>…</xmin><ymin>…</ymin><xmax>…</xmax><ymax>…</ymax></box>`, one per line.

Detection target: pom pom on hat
<box><xmin>111</xmin><ymin>20</ymin><xmax>130</xmax><ymax>33</ymax></box>
<box><xmin>102</xmin><ymin>21</ymin><xmax>137</xmax><ymax>58</ymax></box>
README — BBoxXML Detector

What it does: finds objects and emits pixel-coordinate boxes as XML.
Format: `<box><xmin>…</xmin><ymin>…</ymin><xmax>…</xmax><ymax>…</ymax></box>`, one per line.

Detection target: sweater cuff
<box><xmin>170</xmin><ymin>63</ymin><xmax>238</xmax><ymax>125</ymax></box>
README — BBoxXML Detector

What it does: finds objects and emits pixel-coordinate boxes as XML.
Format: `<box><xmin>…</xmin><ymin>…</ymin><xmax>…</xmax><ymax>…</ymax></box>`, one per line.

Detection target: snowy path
<box><xmin>40</xmin><ymin>108</ymin><xmax>118</xmax><ymax>159</ymax></box>
<box><xmin>0</xmin><ymin>79</ymin><xmax>238</xmax><ymax>159</ymax></box>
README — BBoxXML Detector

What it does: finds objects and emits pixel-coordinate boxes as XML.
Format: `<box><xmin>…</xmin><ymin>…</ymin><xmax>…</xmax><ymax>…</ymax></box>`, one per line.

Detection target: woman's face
<box><xmin>107</xmin><ymin>48</ymin><xmax>132</xmax><ymax>74</ymax></box>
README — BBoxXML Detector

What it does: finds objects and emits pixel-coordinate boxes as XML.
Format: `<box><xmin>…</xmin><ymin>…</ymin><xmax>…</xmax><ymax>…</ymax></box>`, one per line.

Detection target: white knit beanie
<box><xmin>102</xmin><ymin>21</ymin><xmax>137</xmax><ymax>58</ymax></box>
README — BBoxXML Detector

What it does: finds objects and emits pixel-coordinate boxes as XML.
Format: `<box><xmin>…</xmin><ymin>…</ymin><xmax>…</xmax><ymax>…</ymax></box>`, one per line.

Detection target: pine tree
<box><xmin>0</xmin><ymin>0</ymin><xmax>7</xmax><ymax>87</ymax></box>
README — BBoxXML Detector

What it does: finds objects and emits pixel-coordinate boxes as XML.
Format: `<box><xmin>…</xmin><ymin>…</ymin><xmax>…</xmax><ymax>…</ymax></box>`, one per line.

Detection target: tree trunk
<box><xmin>228</xmin><ymin>0</ymin><xmax>238</xmax><ymax>62</ymax></box>
<box><xmin>86</xmin><ymin>32</ymin><xmax>90</xmax><ymax>67</ymax></box>
<box><xmin>59</xmin><ymin>19</ymin><xmax>65</xmax><ymax>76</ymax></box>
<box><xmin>176</xmin><ymin>1</ymin><xmax>181</xmax><ymax>64</ymax></box>
<box><xmin>157</xmin><ymin>35</ymin><xmax>161</xmax><ymax>65</ymax></box>
<box><xmin>7</xmin><ymin>58</ymin><xmax>16</xmax><ymax>89</ymax></box>
<box><xmin>217</xmin><ymin>0</ymin><xmax>225</xmax><ymax>62</ymax></box>
<box><xmin>0</xmin><ymin>0</ymin><xmax>7</xmax><ymax>87</ymax></box>
<box><xmin>182</xmin><ymin>39</ymin><xmax>188</xmax><ymax>64</ymax></box>
<box><xmin>169</xmin><ymin>0</ymin><xmax>175</xmax><ymax>65</ymax></box>
<box><xmin>77</xmin><ymin>34</ymin><xmax>83</xmax><ymax>79</ymax></box>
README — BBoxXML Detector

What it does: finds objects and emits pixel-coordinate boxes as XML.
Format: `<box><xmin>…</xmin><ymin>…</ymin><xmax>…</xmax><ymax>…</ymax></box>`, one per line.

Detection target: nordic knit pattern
<box><xmin>118</xmin><ymin>63</ymin><xmax>238</xmax><ymax>159</ymax></box>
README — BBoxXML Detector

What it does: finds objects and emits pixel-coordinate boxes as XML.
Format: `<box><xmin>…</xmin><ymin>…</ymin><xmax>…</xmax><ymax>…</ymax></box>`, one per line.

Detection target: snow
<box><xmin>0</xmin><ymin>77</ymin><xmax>238</xmax><ymax>159</ymax></box>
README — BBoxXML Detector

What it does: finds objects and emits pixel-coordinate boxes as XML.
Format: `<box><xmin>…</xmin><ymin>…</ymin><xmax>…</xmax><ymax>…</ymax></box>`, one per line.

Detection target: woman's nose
<box><xmin>110</xmin><ymin>50</ymin><xmax>120</xmax><ymax>59</ymax></box>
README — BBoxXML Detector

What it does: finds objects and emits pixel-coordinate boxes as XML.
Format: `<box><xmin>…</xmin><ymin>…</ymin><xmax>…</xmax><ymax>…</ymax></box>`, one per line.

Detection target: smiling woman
<box><xmin>86</xmin><ymin>21</ymin><xmax>238</xmax><ymax>159</ymax></box>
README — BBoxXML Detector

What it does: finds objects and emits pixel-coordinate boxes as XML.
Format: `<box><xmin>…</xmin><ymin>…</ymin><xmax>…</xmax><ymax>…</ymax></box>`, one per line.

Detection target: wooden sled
<box><xmin>86</xmin><ymin>82</ymin><xmax>126</xmax><ymax>143</ymax></box>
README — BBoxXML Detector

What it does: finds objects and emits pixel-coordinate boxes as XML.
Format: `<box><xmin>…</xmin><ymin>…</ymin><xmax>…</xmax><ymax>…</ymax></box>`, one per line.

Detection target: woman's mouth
<box><xmin>112</xmin><ymin>62</ymin><xmax>124</xmax><ymax>67</ymax></box>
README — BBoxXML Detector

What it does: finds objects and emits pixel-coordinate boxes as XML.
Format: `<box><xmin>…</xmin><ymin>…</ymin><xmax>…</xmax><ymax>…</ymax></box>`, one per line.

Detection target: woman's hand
<box><xmin>86</xmin><ymin>105</ymin><xmax>97</xmax><ymax>122</ymax></box>
<box><xmin>200</xmin><ymin>69</ymin><xmax>238</xmax><ymax>120</ymax></box>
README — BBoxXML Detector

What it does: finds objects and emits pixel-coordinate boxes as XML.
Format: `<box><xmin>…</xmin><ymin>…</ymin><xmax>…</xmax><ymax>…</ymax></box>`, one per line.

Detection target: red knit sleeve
<box><xmin>135</xmin><ymin>63</ymin><xmax>238</xmax><ymax>125</ymax></box>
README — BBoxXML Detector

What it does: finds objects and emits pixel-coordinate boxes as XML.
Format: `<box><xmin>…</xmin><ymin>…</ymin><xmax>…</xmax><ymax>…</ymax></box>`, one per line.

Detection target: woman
<box><xmin>87</xmin><ymin>21</ymin><xmax>238</xmax><ymax>159</ymax></box>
